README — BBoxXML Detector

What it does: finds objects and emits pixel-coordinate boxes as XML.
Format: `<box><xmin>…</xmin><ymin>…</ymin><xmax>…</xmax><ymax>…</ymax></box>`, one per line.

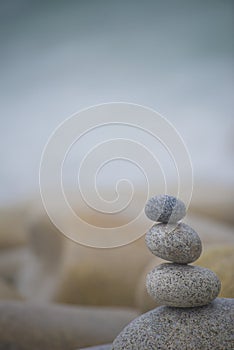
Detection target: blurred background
<box><xmin>0</xmin><ymin>0</ymin><xmax>234</xmax><ymax>204</ymax></box>
<box><xmin>0</xmin><ymin>1</ymin><xmax>233</xmax><ymax>349</ymax></box>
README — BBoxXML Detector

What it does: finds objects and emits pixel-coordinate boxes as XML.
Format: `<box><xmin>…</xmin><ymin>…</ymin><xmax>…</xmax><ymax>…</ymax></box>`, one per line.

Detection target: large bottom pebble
<box><xmin>113</xmin><ymin>298</ymin><xmax>234</xmax><ymax>350</ymax></box>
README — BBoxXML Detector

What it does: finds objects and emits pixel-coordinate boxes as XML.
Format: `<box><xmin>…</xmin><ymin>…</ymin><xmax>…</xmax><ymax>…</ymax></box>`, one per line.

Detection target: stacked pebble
<box><xmin>144</xmin><ymin>195</ymin><xmax>221</xmax><ymax>308</ymax></box>
<box><xmin>113</xmin><ymin>195</ymin><xmax>234</xmax><ymax>350</ymax></box>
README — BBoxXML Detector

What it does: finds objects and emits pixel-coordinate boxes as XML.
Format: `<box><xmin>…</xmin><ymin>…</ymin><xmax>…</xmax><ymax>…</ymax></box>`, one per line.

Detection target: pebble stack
<box><xmin>113</xmin><ymin>195</ymin><xmax>234</xmax><ymax>349</ymax></box>
<box><xmin>144</xmin><ymin>195</ymin><xmax>220</xmax><ymax>308</ymax></box>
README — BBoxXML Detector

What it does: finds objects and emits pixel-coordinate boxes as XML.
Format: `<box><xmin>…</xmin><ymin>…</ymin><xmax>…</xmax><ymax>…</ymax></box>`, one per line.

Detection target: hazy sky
<box><xmin>0</xmin><ymin>0</ymin><xmax>233</xmax><ymax>204</ymax></box>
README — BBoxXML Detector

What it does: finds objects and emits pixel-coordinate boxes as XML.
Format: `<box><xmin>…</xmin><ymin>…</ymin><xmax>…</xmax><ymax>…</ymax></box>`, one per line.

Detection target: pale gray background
<box><xmin>0</xmin><ymin>0</ymin><xmax>233</xmax><ymax>204</ymax></box>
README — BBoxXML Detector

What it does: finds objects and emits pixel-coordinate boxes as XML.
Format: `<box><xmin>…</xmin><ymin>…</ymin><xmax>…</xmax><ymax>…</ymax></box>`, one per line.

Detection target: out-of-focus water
<box><xmin>0</xmin><ymin>0</ymin><xmax>233</xmax><ymax>204</ymax></box>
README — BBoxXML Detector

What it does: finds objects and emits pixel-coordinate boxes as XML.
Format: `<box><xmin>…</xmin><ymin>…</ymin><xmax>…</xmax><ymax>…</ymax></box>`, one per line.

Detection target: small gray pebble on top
<box><xmin>145</xmin><ymin>195</ymin><xmax>186</xmax><ymax>223</ymax></box>
<box><xmin>145</xmin><ymin>222</ymin><xmax>202</xmax><ymax>263</ymax></box>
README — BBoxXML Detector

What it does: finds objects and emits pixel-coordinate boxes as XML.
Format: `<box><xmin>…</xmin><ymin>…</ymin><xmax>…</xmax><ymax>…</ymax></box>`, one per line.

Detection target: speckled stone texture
<box><xmin>113</xmin><ymin>298</ymin><xmax>234</xmax><ymax>350</ymax></box>
<box><xmin>145</xmin><ymin>222</ymin><xmax>202</xmax><ymax>263</ymax></box>
<box><xmin>145</xmin><ymin>195</ymin><xmax>186</xmax><ymax>223</ymax></box>
<box><xmin>146</xmin><ymin>263</ymin><xmax>221</xmax><ymax>307</ymax></box>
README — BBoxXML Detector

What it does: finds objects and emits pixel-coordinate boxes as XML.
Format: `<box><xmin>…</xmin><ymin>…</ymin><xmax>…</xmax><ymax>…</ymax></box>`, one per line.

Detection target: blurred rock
<box><xmin>80</xmin><ymin>345</ymin><xmax>112</xmax><ymax>350</ymax></box>
<box><xmin>53</xmin><ymin>237</ymin><xmax>153</xmax><ymax>307</ymax></box>
<box><xmin>16</xmin><ymin>196</ymin><xmax>234</xmax><ymax>308</ymax></box>
<box><xmin>17</xmin><ymin>209</ymin><xmax>64</xmax><ymax>301</ymax></box>
<box><xmin>0</xmin><ymin>246</ymin><xmax>28</xmax><ymax>281</ymax></box>
<box><xmin>0</xmin><ymin>180</ymin><xmax>232</xmax><ymax>315</ymax></box>
<box><xmin>0</xmin><ymin>279</ymin><xmax>23</xmax><ymax>300</ymax></box>
<box><xmin>16</xmin><ymin>198</ymin><xmax>152</xmax><ymax>305</ymax></box>
<box><xmin>184</xmin><ymin>213</ymin><xmax>234</xmax><ymax>246</ymax></box>
<box><xmin>0</xmin><ymin>301</ymin><xmax>138</xmax><ymax>350</ymax></box>
<box><xmin>189</xmin><ymin>182</ymin><xmax>234</xmax><ymax>225</ymax></box>
<box><xmin>0</xmin><ymin>203</ymin><xmax>29</xmax><ymax>249</ymax></box>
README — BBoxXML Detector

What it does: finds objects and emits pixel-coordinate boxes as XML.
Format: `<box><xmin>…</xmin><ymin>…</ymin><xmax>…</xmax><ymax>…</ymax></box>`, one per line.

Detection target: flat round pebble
<box><xmin>146</xmin><ymin>263</ymin><xmax>221</xmax><ymax>307</ymax></box>
<box><xmin>145</xmin><ymin>195</ymin><xmax>186</xmax><ymax>223</ymax></box>
<box><xmin>113</xmin><ymin>298</ymin><xmax>234</xmax><ymax>350</ymax></box>
<box><xmin>145</xmin><ymin>222</ymin><xmax>202</xmax><ymax>263</ymax></box>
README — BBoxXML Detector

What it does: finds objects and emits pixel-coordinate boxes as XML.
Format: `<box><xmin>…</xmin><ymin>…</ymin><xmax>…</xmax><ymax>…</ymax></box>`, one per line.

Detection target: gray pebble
<box><xmin>146</xmin><ymin>263</ymin><xmax>221</xmax><ymax>307</ymax></box>
<box><xmin>145</xmin><ymin>195</ymin><xmax>186</xmax><ymax>223</ymax></box>
<box><xmin>113</xmin><ymin>298</ymin><xmax>234</xmax><ymax>350</ymax></box>
<box><xmin>145</xmin><ymin>222</ymin><xmax>202</xmax><ymax>263</ymax></box>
